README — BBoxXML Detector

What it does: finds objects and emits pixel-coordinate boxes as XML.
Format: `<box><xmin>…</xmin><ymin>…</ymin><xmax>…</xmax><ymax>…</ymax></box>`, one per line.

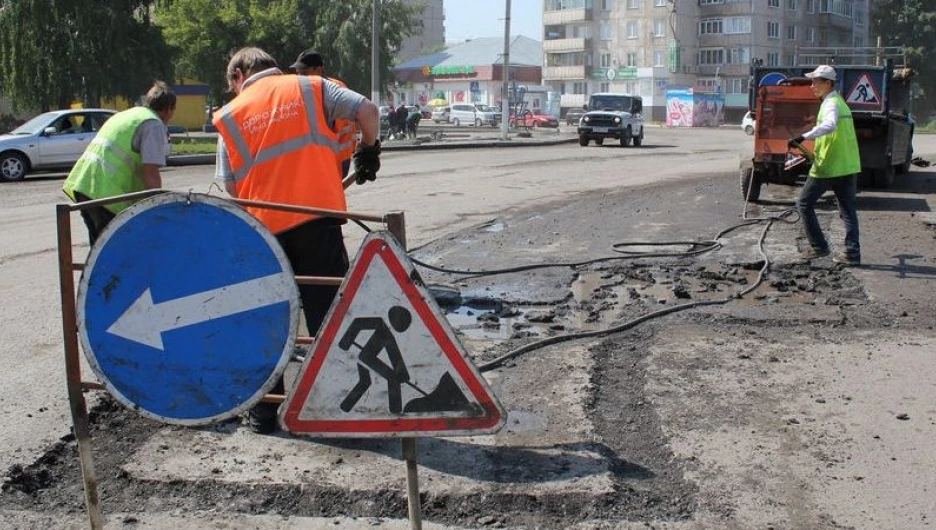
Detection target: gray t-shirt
<box><xmin>132</xmin><ymin>118</ymin><xmax>169</xmax><ymax>167</ymax></box>
<box><xmin>214</xmin><ymin>68</ymin><xmax>366</xmax><ymax>183</ymax></box>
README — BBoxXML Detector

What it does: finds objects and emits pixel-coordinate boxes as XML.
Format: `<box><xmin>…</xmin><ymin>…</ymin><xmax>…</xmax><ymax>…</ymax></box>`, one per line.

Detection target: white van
<box><xmin>448</xmin><ymin>104</ymin><xmax>497</xmax><ymax>127</ymax></box>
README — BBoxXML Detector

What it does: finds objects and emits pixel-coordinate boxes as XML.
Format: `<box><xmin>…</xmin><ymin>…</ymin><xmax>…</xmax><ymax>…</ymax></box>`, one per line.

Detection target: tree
<box><xmin>871</xmin><ymin>0</ymin><xmax>936</xmax><ymax>116</ymax></box>
<box><xmin>0</xmin><ymin>0</ymin><xmax>174</xmax><ymax>111</ymax></box>
<box><xmin>155</xmin><ymin>0</ymin><xmax>421</xmax><ymax>104</ymax></box>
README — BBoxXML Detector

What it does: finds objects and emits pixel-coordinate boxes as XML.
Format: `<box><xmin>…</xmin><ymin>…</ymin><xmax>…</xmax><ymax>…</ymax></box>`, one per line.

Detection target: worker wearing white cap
<box><xmin>788</xmin><ymin>64</ymin><xmax>862</xmax><ymax>266</ymax></box>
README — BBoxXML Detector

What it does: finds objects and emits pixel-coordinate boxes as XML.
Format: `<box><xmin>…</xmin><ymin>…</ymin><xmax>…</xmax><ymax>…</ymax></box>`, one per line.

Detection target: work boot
<box><xmin>247</xmin><ymin>402</ymin><xmax>278</xmax><ymax>435</ymax></box>
<box><xmin>832</xmin><ymin>253</ymin><xmax>861</xmax><ymax>267</ymax></box>
<box><xmin>801</xmin><ymin>247</ymin><xmax>830</xmax><ymax>260</ymax></box>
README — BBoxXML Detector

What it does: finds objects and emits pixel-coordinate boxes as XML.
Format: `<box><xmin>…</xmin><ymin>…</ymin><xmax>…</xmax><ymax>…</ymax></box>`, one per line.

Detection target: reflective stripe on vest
<box><xmin>62</xmin><ymin>107</ymin><xmax>154</xmax><ymax>214</ymax></box>
<box><xmin>329</xmin><ymin>77</ymin><xmax>358</xmax><ymax>163</ymax></box>
<box><xmin>810</xmin><ymin>93</ymin><xmax>862</xmax><ymax>179</ymax></box>
<box><xmin>213</xmin><ymin>74</ymin><xmax>347</xmax><ymax>233</ymax></box>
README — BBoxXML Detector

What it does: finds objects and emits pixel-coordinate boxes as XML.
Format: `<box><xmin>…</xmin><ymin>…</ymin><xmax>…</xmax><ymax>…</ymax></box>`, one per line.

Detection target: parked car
<box><xmin>431</xmin><ymin>106</ymin><xmax>450</xmax><ymax>123</ymax></box>
<box><xmin>475</xmin><ymin>104</ymin><xmax>502</xmax><ymax>124</ymax></box>
<box><xmin>565</xmin><ymin>108</ymin><xmax>586</xmax><ymax>126</ymax></box>
<box><xmin>511</xmin><ymin>110</ymin><xmax>560</xmax><ymax>128</ymax></box>
<box><xmin>449</xmin><ymin>103</ymin><xmax>497</xmax><ymax>127</ymax></box>
<box><xmin>0</xmin><ymin>108</ymin><xmax>116</xmax><ymax>181</ymax></box>
<box><xmin>741</xmin><ymin>111</ymin><xmax>755</xmax><ymax>135</ymax></box>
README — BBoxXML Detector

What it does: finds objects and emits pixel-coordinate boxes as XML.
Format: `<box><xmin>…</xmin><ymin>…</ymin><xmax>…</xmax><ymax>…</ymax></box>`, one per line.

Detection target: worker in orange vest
<box><xmin>290</xmin><ymin>49</ymin><xmax>358</xmax><ymax>178</ymax></box>
<box><xmin>213</xmin><ymin>46</ymin><xmax>380</xmax><ymax>434</ymax></box>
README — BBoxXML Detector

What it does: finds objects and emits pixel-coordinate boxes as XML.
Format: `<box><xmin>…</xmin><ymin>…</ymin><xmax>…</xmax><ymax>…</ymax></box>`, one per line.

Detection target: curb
<box><xmin>166</xmin><ymin>136</ymin><xmax>578</xmax><ymax>166</ymax></box>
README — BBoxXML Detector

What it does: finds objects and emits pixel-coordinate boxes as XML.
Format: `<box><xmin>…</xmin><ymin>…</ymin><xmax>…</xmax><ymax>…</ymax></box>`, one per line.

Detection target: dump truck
<box><xmin>741</xmin><ymin>55</ymin><xmax>915</xmax><ymax>201</ymax></box>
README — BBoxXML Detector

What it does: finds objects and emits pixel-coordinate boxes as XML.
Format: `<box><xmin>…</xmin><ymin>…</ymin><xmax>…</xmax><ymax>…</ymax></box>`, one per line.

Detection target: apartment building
<box><xmin>542</xmin><ymin>0</ymin><xmax>870</xmax><ymax>121</ymax></box>
<box><xmin>396</xmin><ymin>0</ymin><xmax>446</xmax><ymax>63</ymax></box>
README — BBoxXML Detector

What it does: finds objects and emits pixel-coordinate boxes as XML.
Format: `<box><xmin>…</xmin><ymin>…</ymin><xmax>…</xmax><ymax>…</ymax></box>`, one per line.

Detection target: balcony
<box><xmin>814</xmin><ymin>13</ymin><xmax>854</xmax><ymax>30</ymax></box>
<box><xmin>543</xmin><ymin>65</ymin><xmax>590</xmax><ymax>80</ymax></box>
<box><xmin>561</xmin><ymin>94</ymin><xmax>587</xmax><ymax>108</ymax></box>
<box><xmin>543</xmin><ymin>8</ymin><xmax>592</xmax><ymax>25</ymax></box>
<box><xmin>543</xmin><ymin>38</ymin><xmax>589</xmax><ymax>53</ymax></box>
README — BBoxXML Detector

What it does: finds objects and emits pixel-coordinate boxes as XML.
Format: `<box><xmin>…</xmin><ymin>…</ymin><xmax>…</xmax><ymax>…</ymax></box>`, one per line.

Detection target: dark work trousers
<box><xmin>795</xmin><ymin>174</ymin><xmax>861</xmax><ymax>257</ymax></box>
<box><xmin>74</xmin><ymin>192</ymin><xmax>116</xmax><ymax>247</ymax></box>
<box><xmin>251</xmin><ymin>217</ymin><xmax>350</xmax><ymax>428</ymax></box>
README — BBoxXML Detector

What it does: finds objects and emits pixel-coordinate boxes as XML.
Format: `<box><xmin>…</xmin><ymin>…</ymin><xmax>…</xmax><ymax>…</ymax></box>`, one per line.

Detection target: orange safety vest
<box><xmin>213</xmin><ymin>75</ymin><xmax>345</xmax><ymax>234</ymax></box>
<box><xmin>328</xmin><ymin>77</ymin><xmax>358</xmax><ymax>167</ymax></box>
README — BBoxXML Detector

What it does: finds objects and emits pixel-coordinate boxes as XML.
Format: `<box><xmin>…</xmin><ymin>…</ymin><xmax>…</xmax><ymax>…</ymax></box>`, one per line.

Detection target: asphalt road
<box><xmin>1</xmin><ymin>128</ymin><xmax>934</xmax><ymax>528</ymax></box>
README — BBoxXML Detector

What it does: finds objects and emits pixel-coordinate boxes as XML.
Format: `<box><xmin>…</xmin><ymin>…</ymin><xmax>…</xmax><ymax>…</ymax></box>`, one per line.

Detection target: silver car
<box><xmin>0</xmin><ymin>108</ymin><xmax>116</xmax><ymax>181</ymax></box>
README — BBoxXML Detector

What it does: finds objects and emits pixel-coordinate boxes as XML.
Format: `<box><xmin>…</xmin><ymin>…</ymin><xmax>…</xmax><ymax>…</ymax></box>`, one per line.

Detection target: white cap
<box><xmin>805</xmin><ymin>65</ymin><xmax>837</xmax><ymax>81</ymax></box>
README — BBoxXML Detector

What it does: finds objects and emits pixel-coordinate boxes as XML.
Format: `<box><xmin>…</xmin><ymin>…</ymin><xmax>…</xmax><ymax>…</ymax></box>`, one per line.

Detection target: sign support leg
<box><xmin>403</xmin><ymin>437</ymin><xmax>422</xmax><ymax>530</ymax></box>
<box><xmin>56</xmin><ymin>205</ymin><xmax>104</xmax><ymax>530</ymax></box>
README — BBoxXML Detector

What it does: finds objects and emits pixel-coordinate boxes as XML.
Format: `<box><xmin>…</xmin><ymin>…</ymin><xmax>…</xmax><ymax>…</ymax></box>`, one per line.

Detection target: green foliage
<box><xmin>0</xmin><ymin>0</ymin><xmax>174</xmax><ymax>111</ymax></box>
<box><xmin>155</xmin><ymin>0</ymin><xmax>421</xmax><ymax>104</ymax></box>
<box><xmin>871</xmin><ymin>0</ymin><xmax>936</xmax><ymax>116</ymax></box>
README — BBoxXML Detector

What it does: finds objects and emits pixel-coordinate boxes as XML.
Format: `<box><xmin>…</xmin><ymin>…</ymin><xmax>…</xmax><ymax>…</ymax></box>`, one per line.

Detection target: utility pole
<box><xmin>372</xmin><ymin>0</ymin><xmax>381</xmax><ymax>104</ymax></box>
<box><xmin>500</xmin><ymin>0</ymin><xmax>511</xmax><ymax>140</ymax></box>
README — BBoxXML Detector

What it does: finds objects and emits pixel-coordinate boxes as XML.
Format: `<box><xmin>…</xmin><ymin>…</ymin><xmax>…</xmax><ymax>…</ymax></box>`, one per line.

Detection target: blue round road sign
<box><xmin>76</xmin><ymin>193</ymin><xmax>299</xmax><ymax>425</ymax></box>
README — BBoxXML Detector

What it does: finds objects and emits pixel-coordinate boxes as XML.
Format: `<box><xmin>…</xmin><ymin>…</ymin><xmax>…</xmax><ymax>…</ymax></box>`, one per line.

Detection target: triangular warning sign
<box><xmin>280</xmin><ymin>231</ymin><xmax>507</xmax><ymax>437</ymax></box>
<box><xmin>846</xmin><ymin>73</ymin><xmax>882</xmax><ymax>109</ymax></box>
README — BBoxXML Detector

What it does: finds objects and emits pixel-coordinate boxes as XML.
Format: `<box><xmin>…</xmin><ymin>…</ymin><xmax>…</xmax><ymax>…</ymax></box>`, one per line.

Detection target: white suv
<box><xmin>449</xmin><ymin>104</ymin><xmax>496</xmax><ymax>127</ymax></box>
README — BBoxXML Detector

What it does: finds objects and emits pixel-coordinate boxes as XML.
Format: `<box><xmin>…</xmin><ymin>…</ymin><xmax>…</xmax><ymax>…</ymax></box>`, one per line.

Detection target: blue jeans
<box><xmin>796</xmin><ymin>174</ymin><xmax>860</xmax><ymax>257</ymax></box>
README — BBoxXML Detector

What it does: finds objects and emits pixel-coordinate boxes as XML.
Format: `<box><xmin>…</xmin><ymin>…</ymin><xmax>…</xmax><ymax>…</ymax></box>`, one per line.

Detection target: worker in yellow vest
<box><xmin>788</xmin><ymin>65</ymin><xmax>862</xmax><ymax>267</ymax></box>
<box><xmin>290</xmin><ymin>49</ymin><xmax>358</xmax><ymax>178</ymax></box>
<box><xmin>62</xmin><ymin>81</ymin><xmax>176</xmax><ymax>245</ymax></box>
<box><xmin>213</xmin><ymin>46</ymin><xmax>380</xmax><ymax>434</ymax></box>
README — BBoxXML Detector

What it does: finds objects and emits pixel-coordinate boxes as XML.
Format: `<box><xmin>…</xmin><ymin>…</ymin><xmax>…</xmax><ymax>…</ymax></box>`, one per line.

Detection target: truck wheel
<box><xmin>740</xmin><ymin>164</ymin><xmax>762</xmax><ymax>202</ymax></box>
<box><xmin>632</xmin><ymin>129</ymin><xmax>643</xmax><ymax>147</ymax></box>
<box><xmin>595</xmin><ymin>138</ymin><xmax>604</xmax><ymax>146</ymax></box>
<box><xmin>620</xmin><ymin>127</ymin><xmax>632</xmax><ymax>147</ymax></box>
<box><xmin>873</xmin><ymin>166</ymin><xmax>895</xmax><ymax>188</ymax></box>
<box><xmin>579</xmin><ymin>135</ymin><xmax>589</xmax><ymax>147</ymax></box>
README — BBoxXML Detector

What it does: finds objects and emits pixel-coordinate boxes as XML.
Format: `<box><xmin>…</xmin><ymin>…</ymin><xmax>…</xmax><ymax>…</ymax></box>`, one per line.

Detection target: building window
<box><xmin>725</xmin><ymin>17</ymin><xmax>751</xmax><ymax>34</ymax></box>
<box><xmin>699</xmin><ymin>19</ymin><xmax>723</xmax><ymax>35</ymax></box>
<box><xmin>600</xmin><ymin>53</ymin><xmax>612</xmax><ymax>68</ymax></box>
<box><xmin>698</xmin><ymin>48</ymin><xmax>725</xmax><ymax>65</ymax></box>
<box><xmin>786</xmin><ymin>24</ymin><xmax>796</xmax><ymax>40</ymax></box>
<box><xmin>600</xmin><ymin>82</ymin><xmax>610</xmax><ymax>92</ymax></box>
<box><xmin>767</xmin><ymin>52</ymin><xmax>779</xmax><ymax>66</ymax></box>
<box><xmin>806</xmin><ymin>0</ymin><xmax>815</xmax><ymax>12</ymax></box>
<box><xmin>653</xmin><ymin>19</ymin><xmax>666</xmax><ymax>37</ymax></box>
<box><xmin>806</xmin><ymin>27</ymin><xmax>815</xmax><ymax>42</ymax></box>
<box><xmin>854</xmin><ymin>36</ymin><xmax>864</xmax><ymax>47</ymax></box>
<box><xmin>654</xmin><ymin>50</ymin><xmax>667</xmax><ymax>66</ymax></box>
<box><xmin>600</xmin><ymin>22</ymin><xmax>612</xmax><ymax>40</ymax></box>
<box><xmin>699</xmin><ymin>0</ymin><xmax>724</xmax><ymax>4</ymax></box>
<box><xmin>855</xmin><ymin>8</ymin><xmax>865</xmax><ymax>26</ymax></box>
<box><xmin>627</xmin><ymin>0</ymin><xmax>638</xmax><ymax>8</ymax></box>
<box><xmin>624</xmin><ymin>81</ymin><xmax>638</xmax><ymax>94</ymax></box>
<box><xmin>727</xmin><ymin>47</ymin><xmax>750</xmax><ymax>64</ymax></box>
<box><xmin>626</xmin><ymin>51</ymin><xmax>638</xmax><ymax>66</ymax></box>
<box><xmin>768</xmin><ymin>0</ymin><xmax>779</xmax><ymax>7</ymax></box>
<box><xmin>626</xmin><ymin>20</ymin><xmax>639</xmax><ymax>39</ymax></box>
<box><xmin>655</xmin><ymin>0</ymin><xmax>667</xmax><ymax>6</ymax></box>
<box><xmin>601</xmin><ymin>0</ymin><xmax>613</xmax><ymax>10</ymax></box>
<box><xmin>726</xmin><ymin>77</ymin><xmax>747</xmax><ymax>94</ymax></box>
<box><xmin>767</xmin><ymin>21</ymin><xmax>779</xmax><ymax>38</ymax></box>
<box><xmin>572</xmin><ymin>82</ymin><xmax>588</xmax><ymax>95</ymax></box>
<box><xmin>787</xmin><ymin>0</ymin><xmax>796</xmax><ymax>9</ymax></box>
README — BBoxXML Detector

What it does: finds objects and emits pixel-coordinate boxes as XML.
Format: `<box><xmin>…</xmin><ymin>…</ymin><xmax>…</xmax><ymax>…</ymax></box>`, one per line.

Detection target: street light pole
<box><xmin>500</xmin><ymin>0</ymin><xmax>511</xmax><ymax>140</ymax></box>
<box><xmin>372</xmin><ymin>0</ymin><xmax>381</xmax><ymax>104</ymax></box>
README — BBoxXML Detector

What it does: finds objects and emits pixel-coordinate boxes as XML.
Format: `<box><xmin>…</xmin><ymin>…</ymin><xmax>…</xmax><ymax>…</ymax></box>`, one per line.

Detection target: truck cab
<box><xmin>577</xmin><ymin>93</ymin><xmax>644</xmax><ymax>147</ymax></box>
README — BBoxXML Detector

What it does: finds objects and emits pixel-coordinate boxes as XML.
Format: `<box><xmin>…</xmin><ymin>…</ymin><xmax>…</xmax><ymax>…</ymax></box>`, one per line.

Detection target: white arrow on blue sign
<box><xmin>76</xmin><ymin>193</ymin><xmax>299</xmax><ymax>426</ymax></box>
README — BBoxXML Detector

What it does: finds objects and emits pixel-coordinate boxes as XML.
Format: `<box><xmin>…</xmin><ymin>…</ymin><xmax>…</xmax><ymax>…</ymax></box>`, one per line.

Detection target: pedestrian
<box><xmin>395</xmin><ymin>103</ymin><xmax>408</xmax><ymax>139</ymax></box>
<box><xmin>213</xmin><ymin>46</ymin><xmax>381</xmax><ymax>434</ymax></box>
<box><xmin>62</xmin><ymin>81</ymin><xmax>176</xmax><ymax>245</ymax></box>
<box><xmin>406</xmin><ymin>106</ymin><xmax>421</xmax><ymax>139</ymax></box>
<box><xmin>290</xmin><ymin>49</ymin><xmax>357</xmax><ymax>178</ymax></box>
<box><xmin>788</xmin><ymin>65</ymin><xmax>862</xmax><ymax>266</ymax></box>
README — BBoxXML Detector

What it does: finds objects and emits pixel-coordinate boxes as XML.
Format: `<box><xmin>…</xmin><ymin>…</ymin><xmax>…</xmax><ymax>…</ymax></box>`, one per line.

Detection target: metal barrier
<box><xmin>56</xmin><ymin>190</ymin><xmax>406</xmax><ymax>529</ymax></box>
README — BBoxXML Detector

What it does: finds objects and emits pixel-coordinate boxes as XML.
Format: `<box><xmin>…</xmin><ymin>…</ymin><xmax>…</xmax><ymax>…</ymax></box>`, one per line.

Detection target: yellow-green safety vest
<box><xmin>63</xmin><ymin>107</ymin><xmax>159</xmax><ymax>214</ymax></box>
<box><xmin>810</xmin><ymin>93</ymin><xmax>861</xmax><ymax>179</ymax></box>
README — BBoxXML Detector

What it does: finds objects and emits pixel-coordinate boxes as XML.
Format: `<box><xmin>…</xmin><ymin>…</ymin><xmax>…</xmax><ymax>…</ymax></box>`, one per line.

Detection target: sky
<box><xmin>444</xmin><ymin>0</ymin><xmax>544</xmax><ymax>43</ymax></box>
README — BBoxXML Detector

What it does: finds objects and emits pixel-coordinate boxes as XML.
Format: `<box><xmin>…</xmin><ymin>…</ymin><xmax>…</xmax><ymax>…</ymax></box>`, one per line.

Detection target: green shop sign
<box><xmin>591</xmin><ymin>67</ymin><xmax>638</xmax><ymax>81</ymax></box>
<box><xmin>429</xmin><ymin>65</ymin><xmax>476</xmax><ymax>76</ymax></box>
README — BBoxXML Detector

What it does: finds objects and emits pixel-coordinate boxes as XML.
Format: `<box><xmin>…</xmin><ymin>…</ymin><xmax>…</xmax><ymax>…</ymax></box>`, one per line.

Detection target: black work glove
<box><xmin>353</xmin><ymin>141</ymin><xmax>381</xmax><ymax>185</ymax></box>
<box><xmin>787</xmin><ymin>136</ymin><xmax>805</xmax><ymax>149</ymax></box>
